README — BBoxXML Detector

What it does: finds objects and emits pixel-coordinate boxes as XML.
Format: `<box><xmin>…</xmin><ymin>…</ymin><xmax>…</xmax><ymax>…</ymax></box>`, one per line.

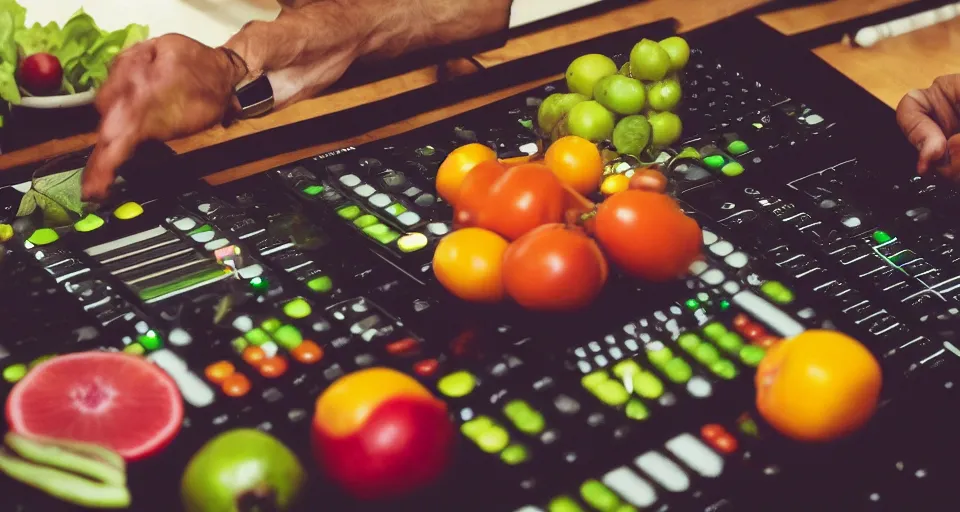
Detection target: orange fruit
<box><xmin>435</xmin><ymin>143</ymin><xmax>498</xmax><ymax>206</ymax></box>
<box><xmin>432</xmin><ymin>228</ymin><xmax>509</xmax><ymax>303</ymax></box>
<box><xmin>544</xmin><ymin>135</ymin><xmax>604</xmax><ymax>195</ymax></box>
<box><xmin>755</xmin><ymin>329</ymin><xmax>882</xmax><ymax>442</ymax></box>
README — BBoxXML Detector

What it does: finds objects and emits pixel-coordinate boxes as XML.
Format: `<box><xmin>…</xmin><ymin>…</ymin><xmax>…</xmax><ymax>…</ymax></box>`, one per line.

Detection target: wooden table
<box><xmin>0</xmin><ymin>0</ymin><xmax>943</xmax><ymax>184</ymax></box>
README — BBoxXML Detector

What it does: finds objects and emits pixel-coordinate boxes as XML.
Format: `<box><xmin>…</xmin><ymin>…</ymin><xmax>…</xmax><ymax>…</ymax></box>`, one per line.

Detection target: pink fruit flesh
<box><xmin>5</xmin><ymin>351</ymin><xmax>184</xmax><ymax>461</ymax></box>
<box><xmin>19</xmin><ymin>53</ymin><xmax>63</xmax><ymax>96</ymax></box>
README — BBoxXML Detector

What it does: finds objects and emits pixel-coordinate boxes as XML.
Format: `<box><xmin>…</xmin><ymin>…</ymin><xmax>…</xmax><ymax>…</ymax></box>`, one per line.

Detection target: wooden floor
<box><xmin>0</xmin><ymin>0</ymin><xmax>952</xmax><ymax>182</ymax></box>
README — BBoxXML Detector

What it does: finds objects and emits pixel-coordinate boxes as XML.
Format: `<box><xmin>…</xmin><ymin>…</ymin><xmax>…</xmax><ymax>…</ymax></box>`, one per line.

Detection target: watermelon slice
<box><xmin>5</xmin><ymin>351</ymin><xmax>184</xmax><ymax>461</ymax></box>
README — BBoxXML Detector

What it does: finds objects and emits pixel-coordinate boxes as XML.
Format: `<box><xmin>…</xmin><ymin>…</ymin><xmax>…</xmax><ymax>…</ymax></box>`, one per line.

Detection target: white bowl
<box><xmin>18</xmin><ymin>88</ymin><xmax>96</xmax><ymax>109</ymax></box>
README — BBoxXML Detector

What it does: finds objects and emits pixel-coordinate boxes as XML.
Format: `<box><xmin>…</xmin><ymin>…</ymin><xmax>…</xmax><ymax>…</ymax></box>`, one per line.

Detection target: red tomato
<box><xmin>455</xmin><ymin>163</ymin><xmax>566</xmax><ymax>241</ymax></box>
<box><xmin>502</xmin><ymin>223</ymin><xmax>608</xmax><ymax>311</ymax></box>
<box><xmin>593</xmin><ymin>190</ymin><xmax>701</xmax><ymax>282</ymax></box>
<box><xmin>18</xmin><ymin>53</ymin><xmax>63</xmax><ymax>96</ymax></box>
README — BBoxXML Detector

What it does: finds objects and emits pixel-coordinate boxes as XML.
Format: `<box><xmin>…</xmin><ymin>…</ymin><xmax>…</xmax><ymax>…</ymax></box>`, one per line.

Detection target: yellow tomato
<box><xmin>544</xmin><ymin>136</ymin><xmax>604</xmax><ymax>195</ymax></box>
<box><xmin>436</xmin><ymin>143</ymin><xmax>498</xmax><ymax>206</ymax></box>
<box><xmin>432</xmin><ymin>228</ymin><xmax>509</xmax><ymax>303</ymax></box>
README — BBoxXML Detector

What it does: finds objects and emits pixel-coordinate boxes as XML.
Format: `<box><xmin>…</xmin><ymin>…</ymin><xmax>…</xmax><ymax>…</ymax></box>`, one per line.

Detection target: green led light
<box><xmin>684</xmin><ymin>299</ymin><xmax>700</xmax><ymax>310</ymax></box>
<box><xmin>250</xmin><ymin>276</ymin><xmax>269</xmax><ymax>293</ymax></box>
<box><xmin>138</xmin><ymin>332</ymin><xmax>162</xmax><ymax>351</ymax></box>
<box><xmin>719</xmin><ymin>300</ymin><xmax>730</xmax><ymax>310</ymax></box>
<box><xmin>518</xmin><ymin>119</ymin><xmax>534</xmax><ymax>130</ymax></box>
<box><xmin>873</xmin><ymin>230</ymin><xmax>892</xmax><ymax>244</ymax></box>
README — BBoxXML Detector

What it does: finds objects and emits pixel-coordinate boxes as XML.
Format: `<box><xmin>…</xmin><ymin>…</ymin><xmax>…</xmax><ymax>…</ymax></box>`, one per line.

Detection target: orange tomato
<box><xmin>755</xmin><ymin>330</ymin><xmax>882</xmax><ymax>442</ymax></box>
<box><xmin>502</xmin><ymin>224</ymin><xmax>608</xmax><ymax>311</ymax></box>
<box><xmin>435</xmin><ymin>143</ymin><xmax>498</xmax><ymax>206</ymax></box>
<box><xmin>454</xmin><ymin>163</ymin><xmax>566</xmax><ymax>241</ymax></box>
<box><xmin>432</xmin><ymin>228</ymin><xmax>509</xmax><ymax>303</ymax></box>
<box><xmin>593</xmin><ymin>190</ymin><xmax>701</xmax><ymax>282</ymax></box>
<box><xmin>544</xmin><ymin>136</ymin><xmax>604</xmax><ymax>195</ymax></box>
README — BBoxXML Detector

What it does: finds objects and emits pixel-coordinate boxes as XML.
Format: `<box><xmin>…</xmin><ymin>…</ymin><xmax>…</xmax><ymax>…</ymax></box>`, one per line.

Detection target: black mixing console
<box><xmin>3</xmin><ymin>15</ymin><xmax>960</xmax><ymax>512</ymax></box>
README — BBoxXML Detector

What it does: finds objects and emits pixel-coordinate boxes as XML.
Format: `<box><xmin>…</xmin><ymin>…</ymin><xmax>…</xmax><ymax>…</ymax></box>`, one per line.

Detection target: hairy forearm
<box><xmin>224</xmin><ymin>0</ymin><xmax>513</xmax><ymax>85</ymax></box>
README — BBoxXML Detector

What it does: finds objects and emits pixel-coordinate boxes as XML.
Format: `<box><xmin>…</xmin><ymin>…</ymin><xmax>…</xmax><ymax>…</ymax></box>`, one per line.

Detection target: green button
<box><xmin>476</xmin><ymin>425</ymin><xmax>510</xmax><ymax>453</ymax></box>
<box><xmin>632</xmin><ymin>371</ymin><xmax>664</xmax><ymax>399</ymax></box>
<box><xmin>647</xmin><ymin>347</ymin><xmax>673</xmax><ymax>367</ymax></box>
<box><xmin>721</xmin><ymin>161</ymin><xmax>745</xmax><ymax>177</ymax></box>
<box><xmin>717</xmin><ymin>332</ymin><xmax>745</xmax><ymax>354</ymax></box>
<box><xmin>137</xmin><ymin>333</ymin><xmax>162</xmax><ymax>351</ymax></box>
<box><xmin>626</xmin><ymin>398</ymin><xmax>650</xmax><ymax>421</ymax></box>
<box><xmin>684</xmin><ymin>298</ymin><xmax>700</xmax><ymax>310</ymax></box>
<box><xmin>114</xmin><ymin>202</ymin><xmax>144</xmax><ymax>220</ymax></box>
<box><xmin>3</xmin><ymin>364</ymin><xmax>27</xmax><ymax>383</ymax></box>
<box><xmin>702</xmin><ymin>322</ymin><xmax>727</xmax><ymax>340</ymax></box>
<box><xmin>397</xmin><ymin>232</ymin><xmax>428</xmax><ymax>253</ymax></box>
<box><xmin>245</xmin><ymin>328</ymin><xmax>271</xmax><ymax>345</ymax></box>
<box><xmin>710</xmin><ymin>359</ymin><xmax>738</xmax><ymax>380</ymax></box>
<box><xmin>438</xmin><ymin>371</ymin><xmax>476</xmax><ymax>398</ymax></box>
<box><xmin>0</xmin><ymin>223</ymin><xmax>12</xmax><ymax>242</ymax></box>
<box><xmin>676</xmin><ymin>146</ymin><xmax>701</xmax><ymax>160</ymax></box>
<box><xmin>250</xmin><ymin>276</ymin><xmax>270</xmax><ymax>293</ymax></box>
<box><xmin>27</xmin><ymin>228</ymin><xmax>59</xmax><ymax>246</ymax></box>
<box><xmin>703</xmin><ymin>154</ymin><xmax>725</xmax><ymax>169</ymax></box>
<box><xmin>188</xmin><ymin>224</ymin><xmax>213</xmax><ymax>235</ymax></box>
<box><xmin>273</xmin><ymin>325</ymin><xmax>303</xmax><ymax>351</ymax></box>
<box><xmin>460</xmin><ymin>416</ymin><xmax>494</xmax><ymax>440</ymax></box>
<box><xmin>74</xmin><ymin>214</ymin><xmax>105</xmax><ymax>233</ymax></box>
<box><xmin>594</xmin><ymin>380</ymin><xmax>630</xmax><ymax>406</ymax></box>
<box><xmin>581</xmin><ymin>371</ymin><xmax>608</xmax><ymax>391</ymax></box>
<box><xmin>694</xmin><ymin>343</ymin><xmax>720</xmax><ymax>365</ymax></box>
<box><xmin>124</xmin><ymin>344</ymin><xmax>145</xmax><ymax>356</ymax></box>
<box><xmin>549</xmin><ymin>496</ymin><xmax>584</xmax><ymax>512</ymax></box>
<box><xmin>677</xmin><ymin>333</ymin><xmax>701</xmax><ymax>352</ymax></box>
<box><xmin>760</xmin><ymin>281</ymin><xmax>794</xmax><ymax>304</ymax></box>
<box><xmin>385</xmin><ymin>203</ymin><xmax>407</xmax><ymax>216</ymax></box>
<box><xmin>354</xmin><ymin>214</ymin><xmax>379</xmax><ymax>228</ymax></box>
<box><xmin>302</xmin><ymin>184</ymin><xmax>324</xmax><ymax>196</ymax></box>
<box><xmin>337</xmin><ymin>205</ymin><xmax>361</xmax><ymax>220</ymax></box>
<box><xmin>504</xmin><ymin>400</ymin><xmax>545</xmax><ymax>435</ymax></box>
<box><xmin>307</xmin><ymin>275</ymin><xmax>333</xmax><ymax>293</ymax></box>
<box><xmin>612</xmin><ymin>359</ymin><xmax>642</xmax><ymax>380</ymax></box>
<box><xmin>726</xmin><ymin>140</ymin><xmax>749</xmax><ymax>155</ymax></box>
<box><xmin>663</xmin><ymin>358</ymin><xmax>693</xmax><ymax>383</ymax></box>
<box><xmin>500</xmin><ymin>444</ymin><xmax>528</xmax><ymax>465</ymax></box>
<box><xmin>580</xmin><ymin>480</ymin><xmax>621</xmax><ymax>512</ymax></box>
<box><xmin>283</xmin><ymin>298</ymin><xmax>312</xmax><ymax>319</ymax></box>
<box><xmin>261</xmin><ymin>318</ymin><xmax>282</xmax><ymax>333</ymax></box>
<box><xmin>873</xmin><ymin>230</ymin><xmax>892</xmax><ymax>244</ymax></box>
<box><xmin>740</xmin><ymin>345</ymin><xmax>767</xmax><ymax>367</ymax></box>
<box><xmin>231</xmin><ymin>336</ymin><xmax>249</xmax><ymax>352</ymax></box>
<box><xmin>363</xmin><ymin>224</ymin><xmax>400</xmax><ymax>244</ymax></box>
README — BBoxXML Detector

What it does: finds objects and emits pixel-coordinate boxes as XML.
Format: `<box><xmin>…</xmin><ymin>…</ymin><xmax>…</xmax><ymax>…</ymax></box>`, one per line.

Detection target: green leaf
<box><xmin>0</xmin><ymin>61</ymin><xmax>19</xmax><ymax>105</ymax></box>
<box><xmin>0</xmin><ymin>11</ymin><xmax>17</xmax><ymax>67</ymax></box>
<box><xmin>0</xmin><ymin>0</ymin><xmax>26</xmax><ymax>30</ymax></box>
<box><xmin>213</xmin><ymin>294</ymin><xmax>234</xmax><ymax>324</ymax></box>
<box><xmin>27</xmin><ymin>169</ymin><xmax>87</xmax><ymax>227</ymax></box>
<box><xmin>16</xmin><ymin>189</ymin><xmax>37</xmax><ymax>217</ymax></box>
<box><xmin>14</xmin><ymin>21</ymin><xmax>64</xmax><ymax>56</ymax></box>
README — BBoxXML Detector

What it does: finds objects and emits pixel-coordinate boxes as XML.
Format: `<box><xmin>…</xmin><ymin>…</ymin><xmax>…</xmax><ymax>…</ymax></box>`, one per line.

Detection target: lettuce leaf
<box><xmin>15</xmin><ymin>21</ymin><xmax>63</xmax><ymax>56</ymax></box>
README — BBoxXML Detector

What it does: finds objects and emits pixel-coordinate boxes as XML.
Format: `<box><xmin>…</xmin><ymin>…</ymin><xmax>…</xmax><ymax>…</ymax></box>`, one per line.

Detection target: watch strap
<box><xmin>235</xmin><ymin>74</ymin><xmax>275</xmax><ymax>119</ymax></box>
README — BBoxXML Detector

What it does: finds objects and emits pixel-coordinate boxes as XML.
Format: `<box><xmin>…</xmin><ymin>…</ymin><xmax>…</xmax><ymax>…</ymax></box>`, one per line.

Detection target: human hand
<box><xmin>896</xmin><ymin>75</ymin><xmax>960</xmax><ymax>180</ymax></box>
<box><xmin>81</xmin><ymin>34</ymin><xmax>245</xmax><ymax>201</ymax></box>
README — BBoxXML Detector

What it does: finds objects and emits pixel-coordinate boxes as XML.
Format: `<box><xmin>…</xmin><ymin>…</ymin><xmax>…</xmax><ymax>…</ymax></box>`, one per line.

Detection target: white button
<box><xmin>369</xmin><ymin>193</ymin><xmax>391</xmax><ymax>208</ymax></box>
<box><xmin>260</xmin><ymin>341</ymin><xmax>279</xmax><ymax>358</ymax></box>
<box><xmin>635</xmin><ymin>452</ymin><xmax>690</xmax><ymax>492</ymax></box>
<box><xmin>666</xmin><ymin>433</ymin><xmax>725</xmax><ymax>478</ymax></box>
<box><xmin>232</xmin><ymin>315</ymin><xmax>253</xmax><ymax>332</ymax></box>
<box><xmin>702</xmin><ymin>230</ymin><xmax>718</xmax><ymax>245</ymax></box>
<box><xmin>238</xmin><ymin>264</ymin><xmax>263</xmax><ymax>279</ymax></box>
<box><xmin>148</xmin><ymin>350</ymin><xmax>215</xmax><ymax>408</ymax></box>
<box><xmin>700</xmin><ymin>269</ymin><xmax>725</xmax><ymax>285</ymax></box>
<box><xmin>688</xmin><ymin>260</ymin><xmax>708</xmax><ymax>275</ymax></box>
<box><xmin>191</xmin><ymin>231</ymin><xmax>215</xmax><ymax>243</ymax></box>
<box><xmin>197</xmin><ymin>203</ymin><xmax>212</xmax><ymax>213</ymax></box>
<box><xmin>732</xmin><ymin>291</ymin><xmax>805</xmax><ymax>337</ymax></box>
<box><xmin>168</xmin><ymin>328</ymin><xmax>192</xmax><ymax>346</ymax></box>
<box><xmin>724</xmin><ymin>252</ymin><xmax>749</xmax><ymax>268</ymax></box>
<box><xmin>709</xmin><ymin>241</ymin><xmax>734</xmax><ymax>257</ymax></box>
<box><xmin>519</xmin><ymin>142</ymin><xmax>539</xmax><ymax>155</ymax></box>
<box><xmin>354</xmin><ymin>184</ymin><xmax>376</xmax><ymax>197</ymax></box>
<box><xmin>397</xmin><ymin>211</ymin><xmax>421</xmax><ymax>226</ymax></box>
<box><xmin>339</xmin><ymin>174</ymin><xmax>361</xmax><ymax>187</ymax></box>
<box><xmin>686</xmin><ymin>376</ymin><xmax>712</xmax><ymax>398</ymax></box>
<box><xmin>427</xmin><ymin>222</ymin><xmax>449</xmax><ymax>236</ymax></box>
<box><xmin>805</xmin><ymin>114</ymin><xmax>824</xmax><ymax>125</ymax></box>
<box><xmin>722</xmin><ymin>281</ymin><xmax>741</xmax><ymax>294</ymax></box>
<box><xmin>204</xmin><ymin>239</ymin><xmax>229</xmax><ymax>251</ymax></box>
<box><xmin>173</xmin><ymin>218</ymin><xmax>197</xmax><ymax>231</ymax></box>
<box><xmin>602</xmin><ymin>466</ymin><xmax>658</xmax><ymax>507</ymax></box>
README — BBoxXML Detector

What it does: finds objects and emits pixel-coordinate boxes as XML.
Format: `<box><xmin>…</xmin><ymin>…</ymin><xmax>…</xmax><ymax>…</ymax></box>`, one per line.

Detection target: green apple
<box><xmin>647</xmin><ymin>78</ymin><xmax>682</xmax><ymax>112</ymax></box>
<box><xmin>537</xmin><ymin>92</ymin><xmax>588</xmax><ymax>135</ymax></box>
<box><xmin>594</xmin><ymin>75</ymin><xmax>646</xmax><ymax>116</ymax></box>
<box><xmin>565</xmin><ymin>54</ymin><xmax>618</xmax><ymax>98</ymax></box>
<box><xmin>659</xmin><ymin>36</ymin><xmax>691</xmax><ymax>72</ymax></box>
<box><xmin>648</xmin><ymin>111</ymin><xmax>683</xmax><ymax>147</ymax></box>
<box><xmin>567</xmin><ymin>100</ymin><xmax>616</xmax><ymax>142</ymax></box>
<box><xmin>629</xmin><ymin>39</ymin><xmax>671</xmax><ymax>81</ymax></box>
<box><xmin>180</xmin><ymin>429</ymin><xmax>306</xmax><ymax>512</ymax></box>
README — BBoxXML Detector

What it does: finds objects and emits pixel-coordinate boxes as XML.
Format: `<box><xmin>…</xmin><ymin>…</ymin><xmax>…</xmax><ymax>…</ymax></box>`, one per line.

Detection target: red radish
<box><xmin>18</xmin><ymin>53</ymin><xmax>64</xmax><ymax>96</ymax></box>
<box><xmin>5</xmin><ymin>351</ymin><xmax>184</xmax><ymax>461</ymax></box>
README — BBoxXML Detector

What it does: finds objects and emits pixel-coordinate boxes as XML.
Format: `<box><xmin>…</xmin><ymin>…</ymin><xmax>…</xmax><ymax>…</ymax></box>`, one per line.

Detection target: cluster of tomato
<box><xmin>430</xmin><ymin>136</ymin><xmax>703</xmax><ymax>312</ymax></box>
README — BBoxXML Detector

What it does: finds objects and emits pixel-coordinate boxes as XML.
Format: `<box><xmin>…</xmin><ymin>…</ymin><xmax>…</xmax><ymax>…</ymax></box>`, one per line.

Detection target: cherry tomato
<box><xmin>544</xmin><ymin>136</ymin><xmax>604</xmax><ymax>195</ymax></box>
<box><xmin>593</xmin><ymin>189</ymin><xmax>701</xmax><ymax>282</ymax></box>
<box><xmin>600</xmin><ymin>174</ymin><xmax>630</xmax><ymax>195</ymax></box>
<box><xmin>432</xmin><ymin>227</ymin><xmax>509</xmax><ymax>303</ymax></box>
<box><xmin>629</xmin><ymin>168</ymin><xmax>668</xmax><ymax>193</ymax></box>
<box><xmin>454</xmin><ymin>163</ymin><xmax>566</xmax><ymax>241</ymax></box>
<box><xmin>436</xmin><ymin>143</ymin><xmax>498</xmax><ymax>206</ymax></box>
<box><xmin>502</xmin><ymin>223</ymin><xmax>608</xmax><ymax>311</ymax></box>
<box><xmin>454</xmin><ymin>160</ymin><xmax>508</xmax><ymax>228</ymax></box>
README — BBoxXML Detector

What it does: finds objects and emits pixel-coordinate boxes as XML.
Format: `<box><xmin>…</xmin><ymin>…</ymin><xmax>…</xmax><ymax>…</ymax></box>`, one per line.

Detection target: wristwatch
<box><xmin>235</xmin><ymin>74</ymin><xmax>275</xmax><ymax>119</ymax></box>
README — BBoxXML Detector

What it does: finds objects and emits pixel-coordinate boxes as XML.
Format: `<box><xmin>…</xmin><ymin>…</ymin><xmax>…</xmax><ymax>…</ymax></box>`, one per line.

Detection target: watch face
<box><xmin>236</xmin><ymin>76</ymin><xmax>274</xmax><ymax>117</ymax></box>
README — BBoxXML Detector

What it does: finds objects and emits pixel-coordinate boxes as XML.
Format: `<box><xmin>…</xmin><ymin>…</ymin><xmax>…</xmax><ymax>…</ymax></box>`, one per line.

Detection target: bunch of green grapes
<box><xmin>537</xmin><ymin>36</ymin><xmax>691</xmax><ymax>158</ymax></box>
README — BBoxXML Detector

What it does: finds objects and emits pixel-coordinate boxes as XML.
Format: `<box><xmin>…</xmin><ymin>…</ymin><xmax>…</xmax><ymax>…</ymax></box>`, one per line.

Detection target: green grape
<box><xmin>647</xmin><ymin>78</ymin><xmax>682</xmax><ymax>112</ymax></box>
<box><xmin>629</xmin><ymin>39</ymin><xmax>671</xmax><ymax>82</ymax></box>
<box><xmin>567</xmin><ymin>100</ymin><xmax>616</xmax><ymax>142</ymax></box>
<box><xmin>565</xmin><ymin>54</ymin><xmax>618</xmax><ymax>98</ymax></box>
<box><xmin>612</xmin><ymin>115</ymin><xmax>652</xmax><ymax>156</ymax></box>
<box><xmin>648</xmin><ymin>111</ymin><xmax>683</xmax><ymax>147</ymax></box>
<box><xmin>619</xmin><ymin>62</ymin><xmax>632</xmax><ymax>77</ymax></box>
<box><xmin>593</xmin><ymin>75</ymin><xmax>646</xmax><ymax>116</ymax></box>
<box><xmin>659</xmin><ymin>36</ymin><xmax>691</xmax><ymax>72</ymax></box>
<box><xmin>537</xmin><ymin>92</ymin><xmax>588</xmax><ymax>134</ymax></box>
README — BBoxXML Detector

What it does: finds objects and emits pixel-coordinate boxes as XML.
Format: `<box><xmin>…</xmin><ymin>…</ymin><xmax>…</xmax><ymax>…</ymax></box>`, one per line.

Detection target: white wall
<box><xmin>18</xmin><ymin>0</ymin><xmax>603</xmax><ymax>48</ymax></box>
